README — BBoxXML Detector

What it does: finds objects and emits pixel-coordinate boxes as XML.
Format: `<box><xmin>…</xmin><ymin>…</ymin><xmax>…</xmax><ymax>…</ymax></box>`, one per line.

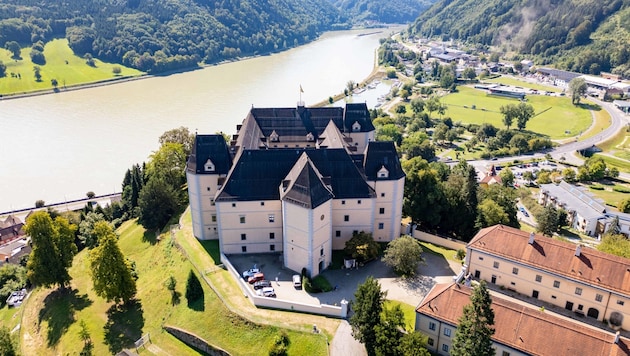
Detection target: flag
<box><xmin>300</xmin><ymin>85</ymin><xmax>304</xmax><ymax>93</ymax></box>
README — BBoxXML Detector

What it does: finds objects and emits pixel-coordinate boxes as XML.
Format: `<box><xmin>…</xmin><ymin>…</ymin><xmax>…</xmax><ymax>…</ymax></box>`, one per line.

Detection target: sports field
<box><xmin>441</xmin><ymin>86</ymin><xmax>592</xmax><ymax>139</ymax></box>
<box><xmin>0</xmin><ymin>39</ymin><xmax>142</xmax><ymax>95</ymax></box>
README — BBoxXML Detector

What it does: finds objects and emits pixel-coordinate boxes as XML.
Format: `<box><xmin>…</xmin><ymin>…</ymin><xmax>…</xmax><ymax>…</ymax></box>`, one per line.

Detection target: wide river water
<box><xmin>0</xmin><ymin>27</ymin><xmax>403</xmax><ymax>213</ymax></box>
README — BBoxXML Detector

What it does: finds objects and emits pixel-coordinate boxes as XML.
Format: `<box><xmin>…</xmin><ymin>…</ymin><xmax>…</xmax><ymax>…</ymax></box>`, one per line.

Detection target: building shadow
<box><xmin>38</xmin><ymin>288</ymin><xmax>92</xmax><ymax>347</ymax></box>
<box><xmin>103</xmin><ymin>300</ymin><xmax>145</xmax><ymax>354</ymax></box>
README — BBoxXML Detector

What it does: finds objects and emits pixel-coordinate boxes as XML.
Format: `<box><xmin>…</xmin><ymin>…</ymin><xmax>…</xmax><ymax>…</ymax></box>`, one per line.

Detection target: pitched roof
<box><xmin>187</xmin><ymin>135</ymin><xmax>232</xmax><ymax>174</ymax></box>
<box><xmin>417</xmin><ymin>283</ymin><xmax>630</xmax><ymax>356</ymax></box>
<box><xmin>343</xmin><ymin>103</ymin><xmax>375</xmax><ymax>133</ymax></box>
<box><xmin>280</xmin><ymin>153</ymin><xmax>334</xmax><ymax>209</ymax></box>
<box><xmin>468</xmin><ymin>225</ymin><xmax>630</xmax><ymax>296</ymax></box>
<box><xmin>216</xmin><ymin>148</ymin><xmax>375</xmax><ymax>202</ymax></box>
<box><xmin>363</xmin><ymin>141</ymin><xmax>405</xmax><ymax>181</ymax></box>
<box><xmin>540</xmin><ymin>181</ymin><xmax>606</xmax><ymax>219</ymax></box>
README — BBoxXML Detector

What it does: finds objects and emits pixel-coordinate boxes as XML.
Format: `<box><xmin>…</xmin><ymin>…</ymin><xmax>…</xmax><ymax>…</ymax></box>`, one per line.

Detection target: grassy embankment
<box><xmin>0</xmin><ymin>39</ymin><xmax>143</xmax><ymax>96</ymax></box>
<box><xmin>18</xmin><ymin>211</ymin><xmax>331</xmax><ymax>355</ymax></box>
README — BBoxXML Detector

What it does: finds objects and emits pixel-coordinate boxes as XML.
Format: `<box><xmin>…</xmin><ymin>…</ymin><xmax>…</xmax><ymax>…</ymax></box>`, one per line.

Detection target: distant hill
<box><xmin>408</xmin><ymin>0</ymin><xmax>630</xmax><ymax>78</ymax></box>
<box><xmin>0</xmin><ymin>0</ymin><xmax>349</xmax><ymax>73</ymax></box>
<box><xmin>328</xmin><ymin>0</ymin><xmax>437</xmax><ymax>24</ymax></box>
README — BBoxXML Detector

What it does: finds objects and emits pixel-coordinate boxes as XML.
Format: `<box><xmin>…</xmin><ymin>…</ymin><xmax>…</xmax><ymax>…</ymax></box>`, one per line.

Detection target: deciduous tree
<box><xmin>569</xmin><ymin>77</ymin><xmax>587</xmax><ymax>105</ymax></box>
<box><xmin>4</xmin><ymin>41</ymin><xmax>20</xmax><ymax>59</ymax></box>
<box><xmin>374</xmin><ymin>304</ymin><xmax>405</xmax><ymax>356</ymax></box>
<box><xmin>78</xmin><ymin>212</ymin><xmax>108</xmax><ymax>249</ymax></box>
<box><xmin>402</xmin><ymin>158</ymin><xmax>445</xmax><ymax>229</ymax></box>
<box><xmin>535</xmin><ymin>204</ymin><xmax>560</xmax><ymax>236</ymax></box>
<box><xmin>451</xmin><ymin>281</ymin><xmax>495</xmax><ymax>356</ymax></box>
<box><xmin>89</xmin><ymin>221</ymin><xmax>137</xmax><ymax>304</ymax></box>
<box><xmin>397</xmin><ymin>332</ymin><xmax>431</xmax><ymax>356</ymax></box>
<box><xmin>159</xmin><ymin>126</ymin><xmax>195</xmax><ymax>156</ymax></box>
<box><xmin>383</xmin><ymin>236</ymin><xmax>425</xmax><ymax>277</ymax></box>
<box><xmin>0</xmin><ymin>326</ymin><xmax>16</xmax><ymax>356</ymax></box>
<box><xmin>350</xmin><ymin>276</ymin><xmax>386</xmax><ymax>355</ymax></box>
<box><xmin>344</xmin><ymin>232</ymin><xmax>380</xmax><ymax>263</ymax></box>
<box><xmin>138</xmin><ymin>177</ymin><xmax>178</xmax><ymax>230</ymax></box>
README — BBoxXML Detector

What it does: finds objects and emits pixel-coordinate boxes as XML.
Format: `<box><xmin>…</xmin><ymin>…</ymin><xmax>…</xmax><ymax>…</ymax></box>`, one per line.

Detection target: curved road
<box><xmin>467</xmin><ymin>96</ymin><xmax>629</xmax><ymax>176</ymax></box>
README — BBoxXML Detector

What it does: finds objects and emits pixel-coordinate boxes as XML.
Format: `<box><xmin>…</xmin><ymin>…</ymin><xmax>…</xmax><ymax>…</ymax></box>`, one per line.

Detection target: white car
<box><xmin>242</xmin><ymin>268</ymin><xmax>260</xmax><ymax>279</ymax></box>
<box><xmin>256</xmin><ymin>287</ymin><xmax>276</xmax><ymax>297</ymax></box>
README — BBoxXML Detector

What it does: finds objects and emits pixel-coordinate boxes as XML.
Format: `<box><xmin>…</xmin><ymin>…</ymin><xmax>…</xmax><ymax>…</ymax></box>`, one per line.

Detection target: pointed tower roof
<box><xmin>280</xmin><ymin>153</ymin><xmax>333</xmax><ymax>209</ymax></box>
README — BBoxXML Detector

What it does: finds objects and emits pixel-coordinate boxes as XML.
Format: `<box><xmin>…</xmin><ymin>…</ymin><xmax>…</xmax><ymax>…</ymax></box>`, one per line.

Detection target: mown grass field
<box><xmin>441</xmin><ymin>86</ymin><xmax>592</xmax><ymax>139</ymax></box>
<box><xmin>19</xmin><ymin>214</ymin><xmax>330</xmax><ymax>355</ymax></box>
<box><xmin>585</xmin><ymin>182</ymin><xmax>630</xmax><ymax>208</ymax></box>
<box><xmin>0</xmin><ymin>39</ymin><xmax>143</xmax><ymax>95</ymax></box>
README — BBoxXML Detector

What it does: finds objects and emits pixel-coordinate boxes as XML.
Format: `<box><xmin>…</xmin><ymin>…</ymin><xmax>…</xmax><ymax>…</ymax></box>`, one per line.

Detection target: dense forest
<box><xmin>0</xmin><ymin>0</ymin><xmax>349</xmax><ymax>73</ymax></box>
<box><xmin>327</xmin><ymin>0</ymin><xmax>436</xmax><ymax>24</ymax></box>
<box><xmin>408</xmin><ymin>0</ymin><xmax>630</xmax><ymax>78</ymax></box>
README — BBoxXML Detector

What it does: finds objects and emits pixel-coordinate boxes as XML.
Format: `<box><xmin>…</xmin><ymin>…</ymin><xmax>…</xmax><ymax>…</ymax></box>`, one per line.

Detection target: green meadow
<box><xmin>441</xmin><ymin>86</ymin><xmax>592</xmax><ymax>139</ymax></box>
<box><xmin>0</xmin><ymin>39</ymin><xmax>143</xmax><ymax>96</ymax></box>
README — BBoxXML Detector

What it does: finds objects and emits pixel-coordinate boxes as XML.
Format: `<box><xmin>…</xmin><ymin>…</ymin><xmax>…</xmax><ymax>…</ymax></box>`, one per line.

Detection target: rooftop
<box><xmin>540</xmin><ymin>181</ymin><xmax>606</xmax><ymax>220</ymax></box>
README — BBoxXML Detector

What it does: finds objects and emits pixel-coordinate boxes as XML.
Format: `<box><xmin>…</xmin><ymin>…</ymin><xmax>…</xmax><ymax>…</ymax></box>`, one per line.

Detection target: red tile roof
<box><xmin>468</xmin><ymin>225</ymin><xmax>630</xmax><ymax>296</ymax></box>
<box><xmin>417</xmin><ymin>283</ymin><xmax>629</xmax><ymax>356</ymax></box>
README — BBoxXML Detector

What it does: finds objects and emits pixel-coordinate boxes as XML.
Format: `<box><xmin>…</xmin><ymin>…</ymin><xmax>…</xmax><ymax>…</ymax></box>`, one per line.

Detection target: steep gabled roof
<box><xmin>417</xmin><ymin>283</ymin><xmax>630</xmax><ymax>356</ymax></box>
<box><xmin>216</xmin><ymin>148</ymin><xmax>375</xmax><ymax>202</ymax></box>
<box><xmin>280</xmin><ymin>153</ymin><xmax>334</xmax><ymax>209</ymax></box>
<box><xmin>363</xmin><ymin>141</ymin><xmax>405</xmax><ymax>181</ymax></box>
<box><xmin>186</xmin><ymin>135</ymin><xmax>232</xmax><ymax>174</ymax></box>
<box><xmin>469</xmin><ymin>225</ymin><xmax>630</xmax><ymax>296</ymax></box>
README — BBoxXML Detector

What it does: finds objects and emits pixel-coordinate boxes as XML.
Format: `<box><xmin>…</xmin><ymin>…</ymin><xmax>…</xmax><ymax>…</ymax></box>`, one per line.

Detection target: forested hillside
<box><xmin>328</xmin><ymin>0</ymin><xmax>436</xmax><ymax>24</ymax></box>
<box><xmin>0</xmin><ymin>0</ymin><xmax>348</xmax><ymax>73</ymax></box>
<box><xmin>409</xmin><ymin>0</ymin><xmax>630</xmax><ymax>78</ymax></box>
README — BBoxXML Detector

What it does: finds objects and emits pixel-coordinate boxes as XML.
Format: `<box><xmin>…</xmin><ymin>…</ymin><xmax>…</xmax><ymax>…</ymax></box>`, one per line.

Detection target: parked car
<box><xmin>248</xmin><ymin>272</ymin><xmax>265</xmax><ymax>284</ymax></box>
<box><xmin>256</xmin><ymin>287</ymin><xmax>276</xmax><ymax>297</ymax></box>
<box><xmin>292</xmin><ymin>274</ymin><xmax>302</xmax><ymax>289</ymax></box>
<box><xmin>253</xmin><ymin>280</ymin><xmax>272</xmax><ymax>290</ymax></box>
<box><xmin>242</xmin><ymin>267</ymin><xmax>260</xmax><ymax>279</ymax></box>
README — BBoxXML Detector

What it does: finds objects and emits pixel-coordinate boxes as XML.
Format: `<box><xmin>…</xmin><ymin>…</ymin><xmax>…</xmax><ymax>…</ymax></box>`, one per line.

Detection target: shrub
<box><xmin>590</xmin><ymin>185</ymin><xmax>605</xmax><ymax>190</ymax></box>
<box><xmin>312</xmin><ymin>275</ymin><xmax>333</xmax><ymax>292</ymax></box>
<box><xmin>456</xmin><ymin>249</ymin><xmax>466</xmax><ymax>260</ymax></box>
<box><xmin>268</xmin><ymin>330</ymin><xmax>289</xmax><ymax>355</ymax></box>
<box><xmin>613</xmin><ymin>185</ymin><xmax>630</xmax><ymax>193</ymax></box>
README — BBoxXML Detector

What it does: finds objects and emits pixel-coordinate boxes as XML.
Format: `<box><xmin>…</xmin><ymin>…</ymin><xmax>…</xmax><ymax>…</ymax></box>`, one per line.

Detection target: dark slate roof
<box><xmin>537</xmin><ymin>67</ymin><xmax>581</xmax><ymax>82</ymax></box>
<box><xmin>363</xmin><ymin>141</ymin><xmax>405</xmax><ymax>180</ymax></box>
<box><xmin>343</xmin><ymin>103</ymin><xmax>375</xmax><ymax>133</ymax></box>
<box><xmin>187</xmin><ymin>135</ymin><xmax>232</xmax><ymax>174</ymax></box>
<box><xmin>217</xmin><ymin>148</ymin><xmax>375</xmax><ymax>202</ymax></box>
<box><xmin>281</xmin><ymin>156</ymin><xmax>334</xmax><ymax>209</ymax></box>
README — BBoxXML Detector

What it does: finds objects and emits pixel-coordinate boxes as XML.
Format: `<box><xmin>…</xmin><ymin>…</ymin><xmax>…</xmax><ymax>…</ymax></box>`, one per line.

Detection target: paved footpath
<box><xmin>330</xmin><ymin>320</ymin><xmax>367</xmax><ymax>356</ymax></box>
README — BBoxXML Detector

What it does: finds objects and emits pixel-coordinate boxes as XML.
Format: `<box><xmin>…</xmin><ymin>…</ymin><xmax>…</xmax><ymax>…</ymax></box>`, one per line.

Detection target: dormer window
<box><xmin>306</xmin><ymin>132</ymin><xmax>315</xmax><ymax>142</ymax></box>
<box><xmin>204</xmin><ymin>159</ymin><xmax>215</xmax><ymax>172</ymax></box>
<box><xmin>270</xmin><ymin>130</ymin><xmax>279</xmax><ymax>142</ymax></box>
<box><xmin>352</xmin><ymin>121</ymin><xmax>361</xmax><ymax>132</ymax></box>
<box><xmin>377</xmin><ymin>166</ymin><xmax>389</xmax><ymax>179</ymax></box>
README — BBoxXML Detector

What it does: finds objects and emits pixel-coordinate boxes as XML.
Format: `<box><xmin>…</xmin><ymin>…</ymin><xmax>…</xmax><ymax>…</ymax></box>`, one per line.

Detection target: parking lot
<box><xmin>228</xmin><ymin>250</ymin><xmax>462</xmax><ymax>308</ymax></box>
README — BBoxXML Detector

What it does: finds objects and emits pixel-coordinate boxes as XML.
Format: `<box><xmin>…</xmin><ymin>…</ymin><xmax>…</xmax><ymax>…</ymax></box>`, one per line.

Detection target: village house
<box><xmin>415</xmin><ymin>282</ymin><xmax>630</xmax><ymax>355</ymax></box>
<box><xmin>186</xmin><ymin>103</ymin><xmax>404</xmax><ymax>277</ymax></box>
<box><xmin>465</xmin><ymin>225</ymin><xmax>630</xmax><ymax>331</ymax></box>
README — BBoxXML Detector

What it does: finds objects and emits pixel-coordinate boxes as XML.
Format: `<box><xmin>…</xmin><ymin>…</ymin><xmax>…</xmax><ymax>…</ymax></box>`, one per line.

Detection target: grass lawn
<box><xmin>19</xmin><ymin>213</ymin><xmax>331</xmax><ymax>355</ymax></box>
<box><xmin>580</xmin><ymin>106</ymin><xmax>611</xmax><ymax>141</ymax></box>
<box><xmin>383</xmin><ymin>300</ymin><xmax>417</xmax><ymax>331</ymax></box>
<box><xmin>0</xmin><ymin>303</ymin><xmax>23</xmax><ymax>334</ymax></box>
<box><xmin>0</xmin><ymin>39</ymin><xmax>143</xmax><ymax>95</ymax></box>
<box><xmin>584</xmin><ymin>182</ymin><xmax>630</xmax><ymax>208</ymax></box>
<box><xmin>593</xmin><ymin>154</ymin><xmax>630</xmax><ymax>173</ymax></box>
<box><xmin>418</xmin><ymin>241</ymin><xmax>460</xmax><ymax>263</ymax></box>
<box><xmin>441</xmin><ymin>86</ymin><xmax>592</xmax><ymax>139</ymax></box>
<box><xmin>484</xmin><ymin>76</ymin><xmax>562</xmax><ymax>93</ymax></box>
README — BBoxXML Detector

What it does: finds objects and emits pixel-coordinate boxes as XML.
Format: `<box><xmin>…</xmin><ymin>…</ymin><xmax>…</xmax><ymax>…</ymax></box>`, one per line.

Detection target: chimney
<box><xmin>615</xmin><ymin>331</ymin><xmax>620</xmax><ymax>344</ymax></box>
<box><xmin>575</xmin><ymin>245</ymin><xmax>582</xmax><ymax>257</ymax></box>
<box><xmin>528</xmin><ymin>232</ymin><xmax>535</xmax><ymax>245</ymax></box>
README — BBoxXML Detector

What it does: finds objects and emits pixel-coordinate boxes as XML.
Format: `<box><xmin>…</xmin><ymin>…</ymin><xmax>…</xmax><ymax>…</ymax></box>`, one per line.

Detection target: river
<box><xmin>0</xmin><ymin>27</ymin><xmax>403</xmax><ymax>213</ymax></box>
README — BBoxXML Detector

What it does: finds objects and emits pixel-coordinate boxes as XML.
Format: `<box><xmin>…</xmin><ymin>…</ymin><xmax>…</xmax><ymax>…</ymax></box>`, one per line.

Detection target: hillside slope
<box><xmin>329</xmin><ymin>0</ymin><xmax>437</xmax><ymax>24</ymax></box>
<box><xmin>408</xmin><ymin>0</ymin><xmax>630</xmax><ymax>77</ymax></box>
<box><xmin>0</xmin><ymin>0</ymin><xmax>348</xmax><ymax>73</ymax></box>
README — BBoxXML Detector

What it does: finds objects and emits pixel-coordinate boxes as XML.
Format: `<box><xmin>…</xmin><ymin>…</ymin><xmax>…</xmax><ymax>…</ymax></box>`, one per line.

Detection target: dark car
<box><xmin>253</xmin><ymin>280</ymin><xmax>272</xmax><ymax>290</ymax></box>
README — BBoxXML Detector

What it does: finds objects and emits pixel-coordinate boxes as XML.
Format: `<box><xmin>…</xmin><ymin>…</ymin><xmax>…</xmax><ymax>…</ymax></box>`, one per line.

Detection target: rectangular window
<box><xmin>344</xmin><ymin>215</ymin><xmax>349</xmax><ymax>222</ymax></box>
<box><xmin>268</xmin><ymin>214</ymin><xmax>275</xmax><ymax>223</ymax></box>
<box><xmin>269</xmin><ymin>232</ymin><xmax>275</xmax><ymax>239</ymax></box>
<box><xmin>479</xmin><ymin>256</ymin><xmax>484</xmax><ymax>261</ymax></box>
<box><xmin>335</xmin><ymin>230</ymin><xmax>341</xmax><ymax>237</ymax></box>
<box><xmin>535</xmin><ymin>275</ymin><xmax>542</xmax><ymax>282</ymax></box>
<box><xmin>510</xmin><ymin>282</ymin><xmax>516</xmax><ymax>286</ymax></box>
<box><xmin>618</xmin><ymin>300</ymin><xmax>625</xmax><ymax>306</ymax></box>
<box><xmin>342</xmin><ymin>200</ymin><xmax>346</xmax><ymax>205</ymax></box>
<box><xmin>358</xmin><ymin>200</ymin><xmax>362</xmax><ymax>204</ymax></box>
<box><xmin>240</xmin><ymin>216</ymin><xmax>246</xmax><ymax>224</ymax></box>
<box><xmin>427</xmin><ymin>338</ymin><xmax>434</xmax><ymax>346</ymax></box>
<box><xmin>553</xmin><ymin>280</ymin><xmax>560</xmax><ymax>288</ymax></box>
<box><xmin>512</xmin><ymin>267</ymin><xmax>519</xmax><ymax>275</ymax></box>
<box><xmin>270</xmin><ymin>245</ymin><xmax>275</xmax><ymax>251</ymax></box>
<box><xmin>379</xmin><ymin>207</ymin><xmax>385</xmax><ymax>214</ymax></box>
<box><xmin>502</xmin><ymin>352</ymin><xmax>511</xmax><ymax>356</ymax></box>
<box><xmin>241</xmin><ymin>246</ymin><xmax>247</xmax><ymax>253</ymax></box>
<box><xmin>493</xmin><ymin>261</ymin><xmax>499</xmax><ymax>268</ymax></box>
<box><xmin>211</xmin><ymin>215</ymin><xmax>217</xmax><ymax>222</ymax></box>
<box><xmin>241</xmin><ymin>234</ymin><xmax>246</xmax><ymax>241</ymax></box>
<box><xmin>443</xmin><ymin>328</ymin><xmax>451</xmax><ymax>337</ymax></box>
<box><xmin>211</xmin><ymin>199</ymin><xmax>215</xmax><ymax>206</ymax></box>
<box><xmin>261</xmin><ymin>201</ymin><xmax>265</xmax><ymax>206</ymax></box>
<box><xmin>575</xmin><ymin>287</ymin><xmax>582</xmax><ymax>296</ymax></box>
<box><xmin>442</xmin><ymin>344</ymin><xmax>449</xmax><ymax>352</ymax></box>
<box><xmin>596</xmin><ymin>294</ymin><xmax>603</xmax><ymax>302</ymax></box>
<box><xmin>378</xmin><ymin>223</ymin><xmax>384</xmax><ymax>229</ymax></box>
<box><xmin>232</xmin><ymin>203</ymin><xmax>236</xmax><ymax>207</ymax></box>
<box><xmin>207</xmin><ymin>187</ymin><xmax>211</xmax><ymax>191</ymax></box>
<box><xmin>381</xmin><ymin>193</ymin><xmax>385</xmax><ymax>197</ymax></box>
<box><xmin>428</xmin><ymin>322</ymin><xmax>436</xmax><ymax>331</ymax></box>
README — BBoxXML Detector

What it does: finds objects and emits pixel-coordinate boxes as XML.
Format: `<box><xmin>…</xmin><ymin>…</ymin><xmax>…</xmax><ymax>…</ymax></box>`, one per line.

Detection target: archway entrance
<box><xmin>587</xmin><ymin>308</ymin><xmax>599</xmax><ymax>319</ymax></box>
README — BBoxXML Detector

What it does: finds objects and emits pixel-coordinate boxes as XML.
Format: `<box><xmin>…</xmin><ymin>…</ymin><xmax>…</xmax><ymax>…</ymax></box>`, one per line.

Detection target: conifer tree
<box><xmin>451</xmin><ymin>281</ymin><xmax>495</xmax><ymax>356</ymax></box>
<box><xmin>350</xmin><ymin>276</ymin><xmax>386</xmax><ymax>355</ymax></box>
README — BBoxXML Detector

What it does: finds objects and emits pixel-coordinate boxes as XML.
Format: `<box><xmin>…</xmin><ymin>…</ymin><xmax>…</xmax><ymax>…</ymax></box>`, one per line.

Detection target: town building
<box><xmin>415</xmin><ymin>282</ymin><xmax>629</xmax><ymax>355</ymax></box>
<box><xmin>465</xmin><ymin>225</ymin><xmax>630</xmax><ymax>331</ymax></box>
<box><xmin>186</xmin><ymin>103</ymin><xmax>405</xmax><ymax>277</ymax></box>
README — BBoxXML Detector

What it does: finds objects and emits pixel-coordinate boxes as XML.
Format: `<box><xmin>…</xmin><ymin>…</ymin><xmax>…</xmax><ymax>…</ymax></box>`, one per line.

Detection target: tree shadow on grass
<box><xmin>103</xmin><ymin>300</ymin><xmax>145</xmax><ymax>354</ymax></box>
<box><xmin>578</xmin><ymin>102</ymin><xmax>601</xmax><ymax>111</ymax></box>
<box><xmin>142</xmin><ymin>229</ymin><xmax>158</xmax><ymax>245</ymax></box>
<box><xmin>38</xmin><ymin>288</ymin><xmax>92</xmax><ymax>347</ymax></box>
<box><xmin>187</xmin><ymin>294</ymin><xmax>205</xmax><ymax>312</ymax></box>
